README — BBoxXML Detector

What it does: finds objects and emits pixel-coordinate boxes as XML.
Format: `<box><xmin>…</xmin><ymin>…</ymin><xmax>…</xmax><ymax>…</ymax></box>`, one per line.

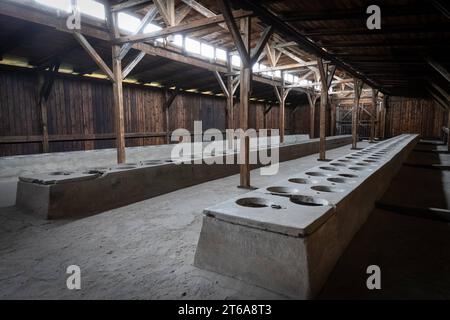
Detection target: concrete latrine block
<box><xmin>194</xmin><ymin>134</ymin><xmax>419</xmax><ymax>299</ymax></box>
<box><xmin>15</xmin><ymin>135</ymin><xmax>352</xmax><ymax>219</ymax></box>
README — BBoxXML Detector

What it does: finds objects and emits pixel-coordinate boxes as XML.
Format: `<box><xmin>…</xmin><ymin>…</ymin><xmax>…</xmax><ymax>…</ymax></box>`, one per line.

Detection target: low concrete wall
<box><xmin>15</xmin><ymin>135</ymin><xmax>351</xmax><ymax>219</ymax></box>
<box><xmin>0</xmin><ymin>134</ymin><xmax>309</xmax><ymax>180</ymax></box>
<box><xmin>194</xmin><ymin>134</ymin><xmax>419</xmax><ymax>299</ymax></box>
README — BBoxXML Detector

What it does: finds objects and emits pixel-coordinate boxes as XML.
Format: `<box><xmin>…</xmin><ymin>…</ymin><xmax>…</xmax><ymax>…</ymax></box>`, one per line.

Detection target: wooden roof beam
<box><xmin>115</xmin><ymin>10</ymin><xmax>251</xmax><ymax>45</ymax></box>
<box><xmin>111</xmin><ymin>0</ymin><xmax>153</xmax><ymax>12</ymax></box>
<box><xmin>427</xmin><ymin>57</ymin><xmax>450</xmax><ymax>83</ymax></box>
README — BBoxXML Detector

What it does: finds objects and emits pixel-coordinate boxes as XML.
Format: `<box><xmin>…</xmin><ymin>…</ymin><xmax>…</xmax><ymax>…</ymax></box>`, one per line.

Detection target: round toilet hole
<box><xmin>327</xmin><ymin>177</ymin><xmax>356</xmax><ymax>184</ymax></box>
<box><xmin>306</xmin><ymin>171</ymin><xmax>330</xmax><ymax>177</ymax></box>
<box><xmin>236</xmin><ymin>197</ymin><xmax>274</xmax><ymax>208</ymax></box>
<box><xmin>290</xmin><ymin>195</ymin><xmax>329</xmax><ymax>207</ymax></box>
<box><xmin>49</xmin><ymin>171</ymin><xmax>72</xmax><ymax>176</ymax></box>
<box><xmin>348</xmin><ymin>166</ymin><xmax>369</xmax><ymax>171</ymax></box>
<box><xmin>319</xmin><ymin>166</ymin><xmax>339</xmax><ymax>171</ymax></box>
<box><xmin>355</xmin><ymin>162</ymin><xmax>371</xmax><ymax>166</ymax></box>
<box><xmin>330</xmin><ymin>162</ymin><xmax>346</xmax><ymax>167</ymax></box>
<box><xmin>143</xmin><ymin>160</ymin><xmax>163</xmax><ymax>165</ymax></box>
<box><xmin>311</xmin><ymin>185</ymin><xmax>345</xmax><ymax>193</ymax></box>
<box><xmin>267</xmin><ymin>186</ymin><xmax>300</xmax><ymax>195</ymax></box>
<box><xmin>339</xmin><ymin>173</ymin><xmax>359</xmax><ymax>178</ymax></box>
<box><xmin>288</xmin><ymin>178</ymin><xmax>317</xmax><ymax>184</ymax></box>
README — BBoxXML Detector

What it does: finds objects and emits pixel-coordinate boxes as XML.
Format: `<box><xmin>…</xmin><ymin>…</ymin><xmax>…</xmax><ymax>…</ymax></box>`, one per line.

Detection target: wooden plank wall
<box><xmin>336</xmin><ymin>96</ymin><xmax>447</xmax><ymax>139</ymax></box>
<box><xmin>385</xmin><ymin>97</ymin><xmax>447</xmax><ymax>138</ymax></box>
<box><xmin>0</xmin><ymin>67</ymin><xmax>308</xmax><ymax>156</ymax></box>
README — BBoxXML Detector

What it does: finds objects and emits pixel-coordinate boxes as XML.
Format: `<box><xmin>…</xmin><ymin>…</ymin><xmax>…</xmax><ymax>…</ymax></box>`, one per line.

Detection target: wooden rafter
<box><xmin>427</xmin><ymin>57</ymin><xmax>450</xmax><ymax>83</ymax></box>
<box><xmin>118</xmin><ymin>5</ymin><xmax>159</xmax><ymax>60</ymax></box>
<box><xmin>111</xmin><ymin>0</ymin><xmax>152</xmax><ymax>12</ymax></box>
<box><xmin>73</xmin><ymin>32</ymin><xmax>114</xmax><ymax>81</ymax></box>
<box><xmin>115</xmin><ymin>10</ymin><xmax>250</xmax><ymax>45</ymax></box>
<box><xmin>122</xmin><ymin>51</ymin><xmax>146</xmax><ymax>79</ymax></box>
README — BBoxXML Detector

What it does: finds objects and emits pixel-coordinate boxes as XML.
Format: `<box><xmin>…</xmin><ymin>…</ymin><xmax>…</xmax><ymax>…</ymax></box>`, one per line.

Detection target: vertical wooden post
<box><xmin>370</xmin><ymin>89</ymin><xmax>378</xmax><ymax>143</ymax></box>
<box><xmin>352</xmin><ymin>78</ymin><xmax>363</xmax><ymax>149</ymax></box>
<box><xmin>308</xmin><ymin>93</ymin><xmax>315</xmax><ymax>139</ymax></box>
<box><xmin>319</xmin><ymin>83</ymin><xmax>327</xmax><ymax>160</ymax></box>
<box><xmin>375</xmin><ymin>95</ymin><xmax>381</xmax><ymax>139</ymax></box>
<box><xmin>447</xmin><ymin>110</ymin><xmax>450</xmax><ymax>150</ymax></box>
<box><xmin>239</xmin><ymin>17</ymin><xmax>251</xmax><ymax>188</ymax></box>
<box><xmin>226</xmin><ymin>53</ymin><xmax>234</xmax><ymax>129</ymax></box>
<box><xmin>330</xmin><ymin>98</ymin><xmax>336</xmax><ymax>136</ymax></box>
<box><xmin>317</xmin><ymin>60</ymin><xmax>328</xmax><ymax>160</ymax></box>
<box><xmin>40</xmin><ymin>99</ymin><xmax>49</xmax><ymax>153</ymax></box>
<box><xmin>381</xmin><ymin>95</ymin><xmax>388</xmax><ymax>139</ymax></box>
<box><xmin>37</xmin><ymin>74</ymin><xmax>49</xmax><ymax>153</ymax></box>
<box><xmin>164</xmin><ymin>90</ymin><xmax>170</xmax><ymax>144</ymax></box>
<box><xmin>109</xmin><ymin>8</ymin><xmax>126</xmax><ymax>163</ymax></box>
<box><xmin>279</xmin><ymin>71</ymin><xmax>285</xmax><ymax>144</ymax></box>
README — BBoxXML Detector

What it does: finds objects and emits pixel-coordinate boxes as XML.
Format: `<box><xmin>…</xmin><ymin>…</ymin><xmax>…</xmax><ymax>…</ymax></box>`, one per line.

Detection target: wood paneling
<box><xmin>0</xmin><ymin>67</ymin><xmax>308</xmax><ymax>156</ymax></box>
<box><xmin>386</xmin><ymin>97</ymin><xmax>447</xmax><ymax>138</ymax></box>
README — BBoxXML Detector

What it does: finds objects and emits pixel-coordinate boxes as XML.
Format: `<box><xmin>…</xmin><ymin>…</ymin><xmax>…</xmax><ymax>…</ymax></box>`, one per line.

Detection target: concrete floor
<box><xmin>0</xmin><ymin>140</ymin><xmax>449</xmax><ymax>299</ymax></box>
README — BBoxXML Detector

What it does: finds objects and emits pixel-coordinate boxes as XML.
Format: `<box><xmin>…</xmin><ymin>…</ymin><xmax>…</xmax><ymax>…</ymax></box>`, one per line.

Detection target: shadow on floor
<box><xmin>319</xmin><ymin>139</ymin><xmax>450</xmax><ymax>299</ymax></box>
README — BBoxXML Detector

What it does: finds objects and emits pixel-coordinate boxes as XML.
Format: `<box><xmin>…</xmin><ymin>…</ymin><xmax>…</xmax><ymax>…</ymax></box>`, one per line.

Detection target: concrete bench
<box><xmin>194</xmin><ymin>134</ymin><xmax>419</xmax><ymax>299</ymax></box>
<box><xmin>16</xmin><ymin>135</ymin><xmax>351</xmax><ymax>219</ymax></box>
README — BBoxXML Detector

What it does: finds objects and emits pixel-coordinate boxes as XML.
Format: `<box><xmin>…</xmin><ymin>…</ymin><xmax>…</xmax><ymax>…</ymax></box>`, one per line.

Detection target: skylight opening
<box><xmin>170</xmin><ymin>34</ymin><xmax>183</xmax><ymax>47</ymax></box>
<box><xmin>284</xmin><ymin>73</ymin><xmax>294</xmax><ymax>83</ymax></box>
<box><xmin>215</xmin><ymin>48</ymin><xmax>227</xmax><ymax>61</ymax></box>
<box><xmin>185</xmin><ymin>38</ymin><xmax>201</xmax><ymax>54</ymax></box>
<box><xmin>201</xmin><ymin>43</ymin><xmax>214</xmax><ymax>59</ymax></box>
<box><xmin>231</xmin><ymin>55</ymin><xmax>241</xmax><ymax>67</ymax></box>
<box><xmin>144</xmin><ymin>23</ymin><xmax>162</xmax><ymax>33</ymax></box>
<box><xmin>118</xmin><ymin>12</ymin><xmax>141</xmax><ymax>33</ymax></box>
<box><xmin>35</xmin><ymin>0</ymin><xmax>71</xmax><ymax>12</ymax></box>
<box><xmin>78</xmin><ymin>0</ymin><xmax>105</xmax><ymax>20</ymax></box>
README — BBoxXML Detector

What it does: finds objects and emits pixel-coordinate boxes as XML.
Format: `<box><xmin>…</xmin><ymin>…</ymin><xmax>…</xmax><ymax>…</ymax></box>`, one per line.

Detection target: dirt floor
<box><xmin>1</xmin><ymin>140</ymin><xmax>449</xmax><ymax>299</ymax></box>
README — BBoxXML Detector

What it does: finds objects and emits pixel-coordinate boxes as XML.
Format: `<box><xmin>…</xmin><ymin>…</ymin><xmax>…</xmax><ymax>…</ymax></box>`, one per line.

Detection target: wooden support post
<box><xmin>330</xmin><ymin>99</ymin><xmax>336</xmax><ymax>136</ymax></box>
<box><xmin>239</xmin><ymin>17</ymin><xmax>251</xmax><ymax>188</ymax></box>
<box><xmin>352</xmin><ymin>78</ymin><xmax>364</xmax><ymax>149</ymax></box>
<box><xmin>427</xmin><ymin>57</ymin><xmax>450</xmax><ymax>83</ymax></box>
<box><xmin>447</xmin><ymin>110</ymin><xmax>450</xmax><ymax>150</ymax></box>
<box><xmin>37</xmin><ymin>75</ymin><xmax>49</xmax><ymax>153</ymax></box>
<box><xmin>37</xmin><ymin>60</ymin><xmax>60</xmax><ymax>153</ymax></box>
<box><xmin>109</xmin><ymin>9</ymin><xmax>126</xmax><ymax>163</ymax></box>
<box><xmin>381</xmin><ymin>95</ymin><xmax>387</xmax><ymax>139</ymax></box>
<box><xmin>163</xmin><ymin>87</ymin><xmax>180</xmax><ymax>144</ymax></box>
<box><xmin>317</xmin><ymin>59</ymin><xmax>330</xmax><ymax>160</ymax></box>
<box><xmin>226</xmin><ymin>55</ymin><xmax>234</xmax><ymax>129</ymax></box>
<box><xmin>307</xmin><ymin>93</ymin><xmax>316</xmax><ymax>139</ymax></box>
<box><xmin>370</xmin><ymin>89</ymin><xmax>378</xmax><ymax>143</ymax></box>
<box><xmin>219</xmin><ymin>0</ymin><xmax>253</xmax><ymax>188</ymax></box>
<box><xmin>280</xmin><ymin>72</ymin><xmax>286</xmax><ymax>144</ymax></box>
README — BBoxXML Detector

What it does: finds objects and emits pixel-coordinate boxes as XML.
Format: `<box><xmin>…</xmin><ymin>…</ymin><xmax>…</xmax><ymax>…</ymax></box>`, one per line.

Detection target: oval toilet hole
<box><xmin>306</xmin><ymin>171</ymin><xmax>329</xmax><ymax>177</ymax></box>
<box><xmin>49</xmin><ymin>171</ymin><xmax>73</xmax><ymax>176</ymax></box>
<box><xmin>290</xmin><ymin>195</ymin><xmax>329</xmax><ymax>207</ymax></box>
<box><xmin>319</xmin><ymin>166</ymin><xmax>339</xmax><ymax>171</ymax></box>
<box><xmin>267</xmin><ymin>186</ymin><xmax>300</xmax><ymax>195</ymax></box>
<box><xmin>339</xmin><ymin>173</ymin><xmax>359</xmax><ymax>178</ymax></box>
<box><xmin>311</xmin><ymin>185</ymin><xmax>345</xmax><ymax>193</ymax></box>
<box><xmin>330</xmin><ymin>162</ymin><xmax>347</xmax><ymax>167</ymax></box>
<box><xmin>288</xmin><ymin>178</ymin><xmax>317</xmax><ymax>184</ymax></box>
<box><xmin>348</xmin><ymin>166</ymin><xmax>368</xmax><ymax>171</ymax></box>
<box><xmin>143</xmin><ymin>160</ymin><xmax>163</xmax><ymax>165</ymax></box>
<box><xmin>327</xmin><ymin>177</ymin><xmax>356</xmax><ymax>184</ymax></box>
<box><xmin>236</xmin><ymin>197</ymin><xmax>275</xmax><ymax>208</ymax></box>
<box><xmin>355</xmin><ymin>162</ymin><xmax>371</xmax><ymax>166</ymax></box>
